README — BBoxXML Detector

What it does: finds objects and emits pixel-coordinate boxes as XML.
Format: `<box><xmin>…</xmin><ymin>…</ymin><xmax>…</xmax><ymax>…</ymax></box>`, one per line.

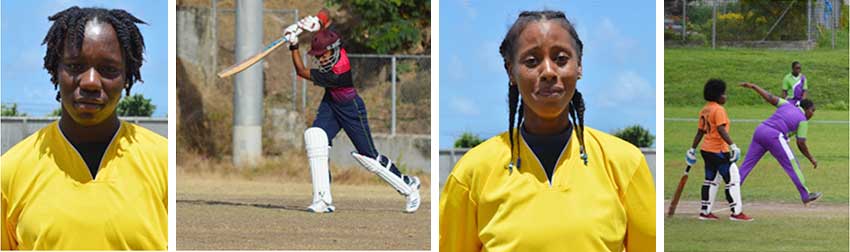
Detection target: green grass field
<box><xmin>665</xmin><ymin>47</ymin><xmax>849</xmax><ymax>109</ymax></box>
<box><xmin>664</xmin><ymin>47</ymin><xmax>849</xmax><ymax>251</ymax></box>
<box><xmin>665</xmin><ymin>106</ymin><xmax>849</xmax><ymax>203</ymax></box>
<box><xmin>664</xmin><ymin>106</ymin><xmax>849</xmax><ymax>251</ymax></box>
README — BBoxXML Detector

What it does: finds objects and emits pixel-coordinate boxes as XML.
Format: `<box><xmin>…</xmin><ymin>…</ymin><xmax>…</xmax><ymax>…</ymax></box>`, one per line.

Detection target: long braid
<box><xmin>43</xmin><ymin>6</ymin><xmax>147</xmax><ymax>101</ymax></box>
<box><xmin>571</xmin><ymin>91</ymin><xmax>587</xmax><ymax>165</ymax></box>
<box><xmin>507</xmin><ymin>84</ymin><xmax>520</xmax><ymax>173</ymax></box>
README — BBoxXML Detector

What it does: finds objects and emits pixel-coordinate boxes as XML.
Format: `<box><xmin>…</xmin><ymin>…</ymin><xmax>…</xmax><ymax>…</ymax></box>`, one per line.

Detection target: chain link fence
<box><xmin>665</xmin><ymin>0</ymin><xmax>845</xmax><ymax>49</ymax></box>
<box><xmin>301</xmin><ymin>55</ymin><xmax>431</xmax><ymax>135</ymax></box>
<box><xmin>177</xmin><ymin>3</ymin><xmax>430</xmax><ymax>157</ymax></box>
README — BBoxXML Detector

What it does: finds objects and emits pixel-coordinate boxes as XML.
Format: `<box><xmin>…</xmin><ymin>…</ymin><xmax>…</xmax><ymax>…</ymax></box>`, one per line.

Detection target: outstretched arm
<box><xmin>740</xmin><ymin>82</ymin><xmax>780</xmax><ymax>107</ymax></box>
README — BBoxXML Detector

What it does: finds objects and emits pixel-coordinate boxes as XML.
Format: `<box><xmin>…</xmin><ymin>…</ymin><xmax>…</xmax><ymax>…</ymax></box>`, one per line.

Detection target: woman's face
<box><xmin>718</xmin><ymin>93</ymin><xmax>727</xmax><ymax>105</ymax></box>
<box><xmin>58</xmin><ymin>20</ymin><xmax>125</xmax><ymax>126</ymax></box>
<box><xmin>805</xmin><ymin>105</ymin><xmax>815</xmax><ymax>120</ymax></box>
<box><xmin>316</xmin><ymin>49</ymin><xmax>334</xmax><ymax>67</ymax></box>
<box><xmin>509</xmin><ymin>20</ymin><xmax>581</xmax><ymax>120</ymax></box>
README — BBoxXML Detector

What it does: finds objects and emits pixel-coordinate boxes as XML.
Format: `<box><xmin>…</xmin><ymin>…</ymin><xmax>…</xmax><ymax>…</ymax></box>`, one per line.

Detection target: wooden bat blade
<box><xmin>666</xmin><ymin>165</ymin><xmax>691</xmax><ymax>217</ymax></box>
<box><xmin>217</xmin><ymin>36</ymin><xmax>288</xmax><ymax>78</ymax></box>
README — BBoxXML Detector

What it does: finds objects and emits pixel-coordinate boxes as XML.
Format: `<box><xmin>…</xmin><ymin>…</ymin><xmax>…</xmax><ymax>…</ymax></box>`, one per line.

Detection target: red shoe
<box><xmin>730</xmin><ymin>212</ymin><xmax>753</xmax><ymax>222</ymax></box>
<box><xmin>698</xmin><ymin>213</ymin><xmax>719</xmax><ymax>220</ymax></box>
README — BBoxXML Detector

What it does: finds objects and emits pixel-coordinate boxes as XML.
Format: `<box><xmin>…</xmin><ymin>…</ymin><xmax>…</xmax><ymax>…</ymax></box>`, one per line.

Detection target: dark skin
<box><xmin>58</xmin><ymin>20</ymin><xmax>125</xmax><ymax>145</ymax></box>
<box><xmin>781</xmin><ymin>63</ymin><xmax>806</xmax><ymax>99</ymax></box>
<box><xmin>741</xmin><ymin>82</ymin><xmax>817</xmax><ymax>169</ymax></box>
<box><xmin>290</xmin><ymin>20</ymin><xmax>332</xmax><ymax>81</ymax></box>
<box><xmin>291</xmin><ymin>48</ymin><xmax>333</xmax><ymax>81</ymax></box>
<box><xmin>691</xmin><ymin>94</ymin><xmax>736</xmax><ymax>149</ymax></box>
<box><xmin>507</xmin><ymin>20</ymin><xmax>582</xmax><ymax>135</ymax></box>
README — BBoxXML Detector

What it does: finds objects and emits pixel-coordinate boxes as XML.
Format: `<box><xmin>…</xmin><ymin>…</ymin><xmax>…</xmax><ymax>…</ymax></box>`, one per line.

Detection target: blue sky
<box><xmin>440</xmin><ymin>0</ymin><xmax>656</xmax><ymax>148</ymax></box>
<box><xmin>1</xmin><ymin>0</ymin><xmax>168</xmax><ymax>117</ymax></box>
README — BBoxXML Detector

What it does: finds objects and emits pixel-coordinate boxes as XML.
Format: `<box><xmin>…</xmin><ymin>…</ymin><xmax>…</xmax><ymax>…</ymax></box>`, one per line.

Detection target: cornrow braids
<box><xmin>42</xmin><ymin>6</ymin><xmax>147</xmax><ymax>101</ymax></box>
<box><xmin>500</xmin><ymin>10</ymin><xmax>588</xmax><ymax>171</ymax></box>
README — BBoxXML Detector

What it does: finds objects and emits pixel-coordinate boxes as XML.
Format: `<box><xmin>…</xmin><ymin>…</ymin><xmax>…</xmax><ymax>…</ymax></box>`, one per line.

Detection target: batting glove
<box><xmin>685</xmin><ymin>148</ymin><xmax>697</xmax><ymax>166</ymax></box>
<box><xmin>729</xmin><ymin>144</ymin><xmax>741</xmax><ymax>163</ymax></box>
<box><xmin>283</xmin><ymin>24</ymin><xmax>301</xmax><ymax>44</ymax></box>
<box><xmin>298</xmin><ymin>16</ymin><xmax>322</xmax><ymax>32</ymax></box>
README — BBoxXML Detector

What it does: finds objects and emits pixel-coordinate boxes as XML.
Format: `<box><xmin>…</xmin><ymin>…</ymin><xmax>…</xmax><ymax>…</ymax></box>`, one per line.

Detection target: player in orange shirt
<box><xmin>686</xmin><ymin>79</ymin><xmax>752</xmax><ymax>221</ymax></box>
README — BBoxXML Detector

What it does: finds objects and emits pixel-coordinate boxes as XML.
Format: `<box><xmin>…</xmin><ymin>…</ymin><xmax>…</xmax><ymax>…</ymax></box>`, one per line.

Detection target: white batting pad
<box><xmin>728</xmin><ymin>162</ymin><xmax>743</xmax><ymax>214</ymax></box>
<box><xmin>305</xmin><ymin>127</ymin><xmax>332</xmax><ymax>206</ymax></box>
<box><xmin>351</xmin><ymin>152</ymin><xmax>414</xmax><ymax>196</ymax></box>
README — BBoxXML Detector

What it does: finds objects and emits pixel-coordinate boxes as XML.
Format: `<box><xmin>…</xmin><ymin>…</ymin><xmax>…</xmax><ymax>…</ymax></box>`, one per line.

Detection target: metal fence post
<box><xmin>391</xmin><ymin>56</ymin><xmax>397</xmax><ymax>136</ymax></box>
<box><xmin>292</xmin><ymin>9</ymin><xmax>299</xmax><ymax>110</ymax></box>
<box><xmin>712</xmin><ymin>1</ymin><xmax>717</xmax><ymax>49</ymax></box>
<box><xmin>211</xmin><ymin>0</ymin><xmax>217</xmax><ymax>87</ymax></box>
<box><xmin>832</xmin><ymin>0</ymin><xmax>836</xmax><ymax>49</ymax></box>
<box><xmin>808</xmin><ymin>0</ymin><xmax>812</xmax><ymax>42</ymax></box>
<box><xmin>302</xmin><ymin>52</ymin><xmax>307</xmax><ymax>114</ymax></box>
<box><xmin>682</xmin><ymin>0</ymin><xmax>687</xmax><ymax>41</ymax></box>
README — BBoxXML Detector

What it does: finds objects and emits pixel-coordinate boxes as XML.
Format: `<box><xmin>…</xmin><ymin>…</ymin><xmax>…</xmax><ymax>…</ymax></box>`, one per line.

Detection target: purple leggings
<box><xmin>739</xmin><ymin>124</ymin><xmax>811</xmax><ymax>202</ymax></box>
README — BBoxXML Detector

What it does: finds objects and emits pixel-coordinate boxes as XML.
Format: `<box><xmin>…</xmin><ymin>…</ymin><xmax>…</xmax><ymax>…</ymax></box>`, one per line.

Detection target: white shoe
<box><xmin>404</xmin><ymin>176</ymin><xmax>421</xmax><ymax>213</ymax></box>
<box><xmin>307</xmin><ymin>200</ymin><xmax>335</xmax><ymax>213</ymax></box>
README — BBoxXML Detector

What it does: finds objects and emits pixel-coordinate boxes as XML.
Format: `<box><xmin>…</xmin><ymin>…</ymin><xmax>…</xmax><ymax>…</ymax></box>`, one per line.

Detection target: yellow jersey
<box><xmin>440</xmin><ymin>127</ymin><xmax>655</xmax><ymax>252</ymax></box>
<box><xmin>1</xmin><ymin>121</ymin><xmax>168</xmax><ymax>250</ymax></box>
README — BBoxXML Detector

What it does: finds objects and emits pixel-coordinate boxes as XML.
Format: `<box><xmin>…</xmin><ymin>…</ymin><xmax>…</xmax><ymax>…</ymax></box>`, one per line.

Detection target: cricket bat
<box><xmin>216</xmin><ymin>35</ymin><xmax>290</xmax><ymax>78</ymax></box>
<box><xmin>666</xmin><ymin>165</ymin><xmax>691</xmax><ymax>217</ymax></box>
<box><xmin>217</xmin><ymin>9</ymin><xmax>330</xmax><ymax>79</ymax></box>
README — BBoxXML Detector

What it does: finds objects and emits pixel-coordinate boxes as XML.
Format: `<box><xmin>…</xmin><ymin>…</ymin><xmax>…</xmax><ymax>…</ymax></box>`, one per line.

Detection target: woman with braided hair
<box><xmin>439</xmin><ymin>10</ymin><xmax>655</xmax><ymax>251</ymax></box>
<box><xmin>1</xmin><ymin>6</ymin><xmax>166</xmax><ymax>250</ymax></box>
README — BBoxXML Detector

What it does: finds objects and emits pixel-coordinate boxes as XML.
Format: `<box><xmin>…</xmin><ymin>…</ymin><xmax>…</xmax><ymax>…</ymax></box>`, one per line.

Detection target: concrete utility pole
<box><xmin>232</xmin><ymin>0</ymin><xmax>263</xmax><ymax>166</ymax></box>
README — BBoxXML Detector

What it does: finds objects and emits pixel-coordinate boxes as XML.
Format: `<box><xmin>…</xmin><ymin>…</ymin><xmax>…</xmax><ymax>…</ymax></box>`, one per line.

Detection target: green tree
<box><xmin>1</xmin><ymin>103</ymin><xmax>28</xmax><ymax>116</ymax></box>
<box><xmin>48</xmin><ymin>107</ymin><xmax>62</xmax><ymax>117</ymax></box>
<box><xmin>454</xmin><ymin>132</ymin><xmax>484</xmax><ymax>148</ymax></box>
<box><xmin>613</xmin><ymin>125</ymin><xmax>655</xmax><ymax>148</ymax></box>
<box><xmin>326</xmin><ymin>0</ymin><xmax>430</xmax><ymax>53</ymax></box>
<box><xmin>117</xmin><ymin>94</ymin><xmax>156</xmax><ymax>117</ymax></box>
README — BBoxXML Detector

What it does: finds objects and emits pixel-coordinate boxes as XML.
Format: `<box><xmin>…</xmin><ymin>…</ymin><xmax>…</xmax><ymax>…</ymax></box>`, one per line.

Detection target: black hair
<box><xmin>791</xmin><ymin>61</ymin><xmax>801</xmax><ymax>69</ymax></box>
<box><xmin>703</xmin><ymin>79</ymin><xmax>726</xmax><ymax>102</ymax></box>
<box><xmin>799</xmin><ymin>99</ymin><xmax>814</xmax><ymax>110</ymax></box>
<box><xmin>499</xmin><ymin>10</ymin><xmax>587</xmax><ymax>170</ymax></box>
<box><xmin>43</xmin><ymin>6</ymin><xmax>147</xmax><ymax>101</ymax></box>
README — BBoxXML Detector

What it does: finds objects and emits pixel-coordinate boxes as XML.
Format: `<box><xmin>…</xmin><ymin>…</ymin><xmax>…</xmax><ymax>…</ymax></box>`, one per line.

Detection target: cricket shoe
<box><xmin>729</xmin><ymin>212</ymin><xmax>753</xmax><ymax>222</ymax></box>
<box><xmin>404</xmin><ymin>176</ymin><xmax>421</xmax><ymax>213</ymax></box>
<box><xmin>307</xmin><ymin>200</ymin><xmax>335</xmax><ymax>213</ymax></box>
<box><xmin>803</xmin><ymin>192</ymin><xmax>823</xmax><ymax>207</ymax></box>
<box><xmin>698</xmin><ymin>213</ymin><xmax>718</xmax><ymax>220</ymax></box>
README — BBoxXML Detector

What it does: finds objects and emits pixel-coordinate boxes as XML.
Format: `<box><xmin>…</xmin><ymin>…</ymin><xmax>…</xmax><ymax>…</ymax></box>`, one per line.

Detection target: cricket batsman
<box><xmin>282</xmin><ymin>11</ymin><xmax>421</xmax><ymax>213</ymax></box>
<box><xmin>686</xmin><ymin>79</ymin><xmax>750</xmax><ymax>221</ymax></box>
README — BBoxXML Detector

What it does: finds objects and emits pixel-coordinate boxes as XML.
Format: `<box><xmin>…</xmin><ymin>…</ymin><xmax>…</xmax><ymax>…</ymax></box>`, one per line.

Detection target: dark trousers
<box><xmin>312</xmin><ymin>92</ymin><xmax>404</xmax><ymax>178</ymax></box>
<box><xmin>700</xmin><ymin>151</ymin><xmax>733</xmax><ymax>213</ymax></box>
